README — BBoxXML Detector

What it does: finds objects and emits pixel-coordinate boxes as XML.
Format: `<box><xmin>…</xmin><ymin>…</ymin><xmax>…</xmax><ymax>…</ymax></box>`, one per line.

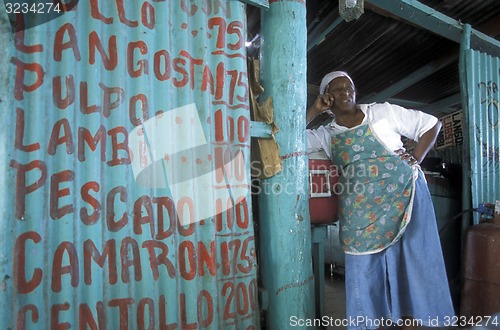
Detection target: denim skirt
<box><xmin>344</xmin><ymin>171</ymin><xmax>456</xmax><ymax>329</ymax></box>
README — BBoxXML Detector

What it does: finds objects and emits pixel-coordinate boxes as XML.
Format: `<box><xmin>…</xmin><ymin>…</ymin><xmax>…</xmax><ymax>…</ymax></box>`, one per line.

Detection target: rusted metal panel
<box><xmin>461</xmin><ymin>221</ymin><xmax>500</xmax><ymax>317</ymax></box>
<box><xmin>463</xmin><ymin>49</ymin><xmax>500</xmax><ymax>223</ymax></box>
<box><xmin>0</xmin><ymin>1</ymin><xmax>259</xmax><ymax>329</ymax></box>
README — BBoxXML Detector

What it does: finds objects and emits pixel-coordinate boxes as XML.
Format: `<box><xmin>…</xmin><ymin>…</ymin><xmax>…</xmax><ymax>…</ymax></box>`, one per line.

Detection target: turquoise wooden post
<box><xmin>258</xmin><ymin>1</ymin><xmax>315</xmax><ymax>328</ymax></box>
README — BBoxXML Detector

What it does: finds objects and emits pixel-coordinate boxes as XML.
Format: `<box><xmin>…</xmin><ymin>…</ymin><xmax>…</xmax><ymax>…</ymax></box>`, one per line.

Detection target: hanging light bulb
<box><xmin>245</xmin><ymin>34</ymin><xmax>260</xmax><ymax>48</ymax></box>
<box><xmin>345</xmin><ymin>0</ymin><xmax>357</xmax><ymax>8</ymax></box>
<box><xmin>339</xmin><ymin>0</ymin><xmax>364</xmax><ymax>22</ymax></box>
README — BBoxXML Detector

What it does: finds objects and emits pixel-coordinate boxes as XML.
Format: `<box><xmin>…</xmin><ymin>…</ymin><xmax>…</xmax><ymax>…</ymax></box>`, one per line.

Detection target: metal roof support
<box><xmin>459</xmin><ymin>24</ymin><xmax>473</xmax><ymax>246</ymax></box>
<box><xmin>421</xmin><ymin>93</ymin><xmax>462</xmax><ymax>114</ymax></box>
<box><xmin>385</xmin><ymin>96</ymin><xmax>461</xmax><ymax>114</ymax></box>
<box><xmin>386</xmin><ymin>98</ymin><xmax>429</xmax><ymax>109</ymax></box>
<box><xmin>307</xmin><ymin>16</ymin><xmax>343</xmax><ymax>52</ymax></box>
<box><xmin>360</xmin><ymin>50</ymin><xmax>456</xmax><ymax>104</ymax></box>
<box><xmin>258</xmin><ymin>0</ymin><xmax>315</xmax><ymax>328</ymax></box>
<box><xmin>366</xmin><ymin>0</ymin><xmax>500</xmax><ymax>57</ymax></box>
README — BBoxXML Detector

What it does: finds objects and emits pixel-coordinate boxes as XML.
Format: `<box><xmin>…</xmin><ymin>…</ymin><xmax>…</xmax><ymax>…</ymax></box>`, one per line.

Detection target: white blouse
<box><xmin>306</xmin><ymin>102</ymin><xmax>438</xmax><ymax>158</ymax></box>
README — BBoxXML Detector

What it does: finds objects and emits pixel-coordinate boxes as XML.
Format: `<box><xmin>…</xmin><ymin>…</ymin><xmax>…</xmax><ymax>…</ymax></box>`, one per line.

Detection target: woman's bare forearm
<box><xmin>412</xmin><ymin>121</ymin><xmax>442</xmax><ymax>164</ymax></box>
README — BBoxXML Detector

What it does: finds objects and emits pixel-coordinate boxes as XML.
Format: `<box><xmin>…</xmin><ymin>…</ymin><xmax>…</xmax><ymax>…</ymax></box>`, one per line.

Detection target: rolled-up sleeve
<box><xmin>387</xmin><ymin>103</ymin><xmax>438</xmax><ymax>142</ymax></box>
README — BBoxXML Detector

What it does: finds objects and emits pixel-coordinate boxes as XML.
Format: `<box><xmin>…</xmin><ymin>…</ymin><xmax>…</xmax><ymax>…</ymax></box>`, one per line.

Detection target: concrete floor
<box><xmin>320</xmin><ymin>269</ymin><xmax>483</xmax><ymax>330</ymax></box>
<box><xmin>323</xmin><ymin>270</ymin><xmax>347</xmax><ymax>330</ymax></box>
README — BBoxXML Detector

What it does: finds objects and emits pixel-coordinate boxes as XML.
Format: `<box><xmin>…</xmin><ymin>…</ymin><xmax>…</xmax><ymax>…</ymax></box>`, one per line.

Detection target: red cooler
<box><xmin>308</xmin><ymin>152</ymin><xmax>339</xmax><ymax>224</ymax></box>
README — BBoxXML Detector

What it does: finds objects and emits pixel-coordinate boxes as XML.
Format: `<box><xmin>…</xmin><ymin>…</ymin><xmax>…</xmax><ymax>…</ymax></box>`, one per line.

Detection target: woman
<box><xmin>307</xmin><ymin>71</ymin><xmax>455</xmax><ymax>329</ymax></box>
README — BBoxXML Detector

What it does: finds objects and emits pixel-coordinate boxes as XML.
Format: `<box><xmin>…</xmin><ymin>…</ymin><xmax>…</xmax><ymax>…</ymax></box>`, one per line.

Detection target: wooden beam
<box><xmin>307</xmin><ymin>16</ymin><xmax>343</xmax><ymax>52</ymax></box>
<box><xmin>421</xmin><ymin>93</ymin><xmax>462</xmax><ymax>114</ymax></box>
<box><xmin>365</xmin><ymin>0</ymin><xmax>500</xmax><ymax>56</ymax></box>
<box><xmin>385</xmin><ymin>98</ymin><xmax>429</xmax><ymax>109</ymax></box>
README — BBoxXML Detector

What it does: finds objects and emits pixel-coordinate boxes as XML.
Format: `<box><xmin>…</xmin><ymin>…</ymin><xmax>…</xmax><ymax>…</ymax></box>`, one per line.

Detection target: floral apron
<box><xmin>330</xmin><ymin>123</ymin><xmax>416</xmax><ymax>255</ymax></box>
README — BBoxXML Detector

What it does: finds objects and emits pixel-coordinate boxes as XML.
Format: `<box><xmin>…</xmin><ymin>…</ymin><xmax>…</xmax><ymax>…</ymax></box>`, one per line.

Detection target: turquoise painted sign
<box><xmin>463</xmin><ymin>49</ymin><xmax>500</xmax><ymax>223</ymax></box>
<box><xmin>0</xmin><ymin>1</ymin><xmax>259</xmax><ymax>328</ymax></box>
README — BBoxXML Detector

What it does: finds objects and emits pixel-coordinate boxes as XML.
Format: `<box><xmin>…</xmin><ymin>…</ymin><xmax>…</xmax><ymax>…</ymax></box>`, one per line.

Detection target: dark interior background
<box><xmin>246</xmin><ymin>0</ymin><xmax>500</xmax><ymax>117</ymax></box>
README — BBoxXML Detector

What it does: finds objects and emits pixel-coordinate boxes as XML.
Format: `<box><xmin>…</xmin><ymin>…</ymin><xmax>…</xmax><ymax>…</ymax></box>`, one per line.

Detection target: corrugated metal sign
<box><xmin>0</xmin><ymin>1</ymin><xmax>259</xmax><ymax>328</ymax></box>
<box><xmin>463</xmin><ymin>49</ymin><xmax>500</xmax><ymax>223</ymax></box>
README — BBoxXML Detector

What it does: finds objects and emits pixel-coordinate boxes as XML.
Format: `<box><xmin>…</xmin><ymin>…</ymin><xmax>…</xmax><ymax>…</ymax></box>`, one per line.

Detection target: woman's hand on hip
<box><xmin>394</xmin><ymin>148</ymin><xmax>418</xmax><ymax>166</ymax></box>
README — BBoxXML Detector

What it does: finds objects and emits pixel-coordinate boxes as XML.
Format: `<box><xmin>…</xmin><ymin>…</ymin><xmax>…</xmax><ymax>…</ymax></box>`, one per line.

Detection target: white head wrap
<box><xmin>319</xmin><ymin>71</ymin><xmax>354</xmax><ymax>94</ymax></box>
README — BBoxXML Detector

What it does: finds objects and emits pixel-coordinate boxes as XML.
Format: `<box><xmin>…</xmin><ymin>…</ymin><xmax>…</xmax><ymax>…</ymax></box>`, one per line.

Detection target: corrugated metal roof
<box><xmin>248</xmin><ymin>0</ymin><xmax>500</xmax><ymax>116</ymax></box>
